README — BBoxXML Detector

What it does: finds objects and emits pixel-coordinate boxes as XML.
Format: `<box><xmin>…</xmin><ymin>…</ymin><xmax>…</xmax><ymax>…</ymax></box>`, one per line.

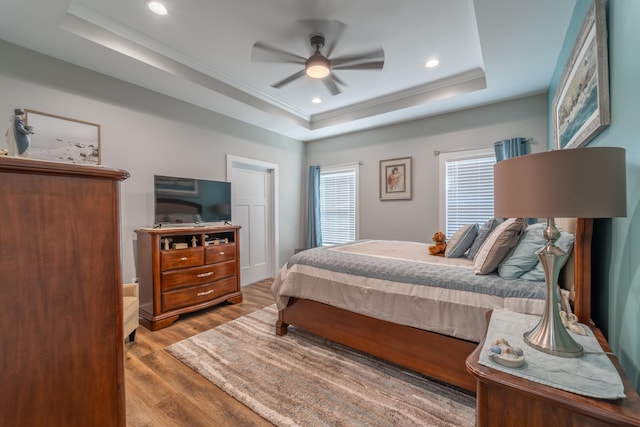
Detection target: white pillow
<box><xmin>474</xmin><ymin>218</ymin><xmax>526</xmax><ymax>275</ymax></box>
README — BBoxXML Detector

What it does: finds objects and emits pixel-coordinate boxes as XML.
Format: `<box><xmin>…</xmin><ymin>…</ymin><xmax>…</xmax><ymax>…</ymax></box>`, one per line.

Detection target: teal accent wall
<box><xmin>548</xmin><ymin>0</ymin><xmax>640</xmax><ymax>392</ymax></box>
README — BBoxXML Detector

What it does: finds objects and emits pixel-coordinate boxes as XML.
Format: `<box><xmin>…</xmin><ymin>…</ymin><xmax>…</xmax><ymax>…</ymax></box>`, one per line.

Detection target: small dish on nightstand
<box><xmin>488</xmin><ymin>337</ymin><xmax>526</xmax><ymax>368</ymax></box>
<box><xmin>489</xmin><ymin>352</ymin><xmax>526</xmax><ymax>368</ymax></box>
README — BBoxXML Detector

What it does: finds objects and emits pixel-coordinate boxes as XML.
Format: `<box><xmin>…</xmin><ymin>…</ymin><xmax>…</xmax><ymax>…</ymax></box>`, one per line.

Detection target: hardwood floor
<box><xmin>125</xmin><ymin>279</ymin><xmax>276</xmax><ymax>427</ymax></box>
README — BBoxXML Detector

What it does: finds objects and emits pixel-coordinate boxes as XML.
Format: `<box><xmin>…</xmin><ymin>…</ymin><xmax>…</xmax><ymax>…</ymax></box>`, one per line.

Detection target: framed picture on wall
<box><xmin>380</xmin><ymin>157</ymin><xmax>412</xmax><ymax>200</ymax></box>
<box><xmin>25</xmin><ymin>109</ymin><xmax>101</xmax><ymax>165</ymax></box>
<box><xmin>553</xmin><ymin>0</ymin><xmax>609</xmax><ymax>150</ymax></box>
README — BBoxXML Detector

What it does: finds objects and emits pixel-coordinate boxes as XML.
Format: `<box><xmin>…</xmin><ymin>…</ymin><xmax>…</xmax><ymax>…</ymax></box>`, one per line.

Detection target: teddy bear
<box><xmin>428</xmin><ymin>231</ymin><xmax>447</xmax><ymax>256</ymax></box>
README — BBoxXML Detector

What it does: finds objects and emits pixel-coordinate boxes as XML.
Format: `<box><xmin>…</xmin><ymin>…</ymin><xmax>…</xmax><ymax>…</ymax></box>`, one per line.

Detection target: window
<box><xmin>439</xmin><ymin>150</ymin><xmax>496</xmax><ymax>238</ymax></box>
<box><xmin>319</xmin><ymin>164</ymin><xmax>359</xmax><ymax>245</ymax></box>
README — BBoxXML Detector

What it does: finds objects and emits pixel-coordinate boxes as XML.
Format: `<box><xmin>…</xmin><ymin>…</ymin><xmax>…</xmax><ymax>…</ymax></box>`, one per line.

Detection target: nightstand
<box><xmin>466</xmin><ymin>311</ymin><xmax>640</xmax><ymax>426</ymax></box>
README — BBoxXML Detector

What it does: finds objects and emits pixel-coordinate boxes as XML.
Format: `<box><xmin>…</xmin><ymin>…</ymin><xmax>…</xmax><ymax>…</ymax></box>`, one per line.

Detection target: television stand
<box><xmin>136</xmin><ymin>225</ymin><xmax>242</xmax><ymax>330</ymax></box>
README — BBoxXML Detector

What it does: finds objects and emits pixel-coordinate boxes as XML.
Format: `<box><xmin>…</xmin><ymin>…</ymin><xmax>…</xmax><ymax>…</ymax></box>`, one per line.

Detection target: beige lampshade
<box><xmin>494</xmin><ymin>147</ymin><xmax>627</xmax><ymax>218</ymax></box>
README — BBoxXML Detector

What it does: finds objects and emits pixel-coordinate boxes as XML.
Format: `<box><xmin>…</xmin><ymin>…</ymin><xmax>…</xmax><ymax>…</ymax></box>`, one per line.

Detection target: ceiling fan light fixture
<box><xmin>305</xmin><ymin>53</ymin><xmax>330</xmax><ymax>79</ymax></box>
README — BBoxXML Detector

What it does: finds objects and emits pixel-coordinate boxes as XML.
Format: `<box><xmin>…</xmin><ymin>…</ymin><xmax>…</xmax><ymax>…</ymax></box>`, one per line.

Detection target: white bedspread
<box><xmin>272</xmin><ymin>240</ymin><xmax>545</xmax><ymax>342</ymax></box>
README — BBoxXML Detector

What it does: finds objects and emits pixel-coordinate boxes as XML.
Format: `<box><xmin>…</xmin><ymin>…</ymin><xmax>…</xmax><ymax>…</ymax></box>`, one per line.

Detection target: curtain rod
<box><xmin>433</xmin><ymin>138</ymin><xmax>535</xmax><ymax>156</ymax></box>
<box><xmin>322</xmin><ymin>161</ymin><xmax>363</xmax><ymax>168</ymax></box>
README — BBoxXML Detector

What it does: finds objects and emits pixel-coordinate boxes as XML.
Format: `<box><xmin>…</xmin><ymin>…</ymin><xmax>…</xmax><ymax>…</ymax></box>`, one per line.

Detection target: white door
<box><xmin>227</xmin><ymin>156</ymin><xmax>278</xmax><ymax>286</ymax></box>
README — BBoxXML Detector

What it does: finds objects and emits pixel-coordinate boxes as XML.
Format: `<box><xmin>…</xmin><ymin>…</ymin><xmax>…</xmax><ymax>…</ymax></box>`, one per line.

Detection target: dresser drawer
<box><xmin>162</xmin><ymin>276</ymin><xmax>237</xmax><ymax>312</ymax></box>
<box><xmin>161</xmin><ymin>260</ymin><xmax>236</xmax><ymax>291</ymax></box>
<box><xmin>160</xmin><ymin>248</ymin><xmax>204</xmax><ymax>271</ymax></box>
<box><xmin>205</xmin><ymin>243</ymin><xmax>236</xmax><ymax>264</ymax></box>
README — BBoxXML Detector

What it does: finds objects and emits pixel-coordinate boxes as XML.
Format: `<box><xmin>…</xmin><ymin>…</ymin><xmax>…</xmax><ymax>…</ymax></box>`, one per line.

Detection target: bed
<box><xmin>271</xmin><ymin>218</ymin><xmax>593</xmax><ymax>392</ymax></box>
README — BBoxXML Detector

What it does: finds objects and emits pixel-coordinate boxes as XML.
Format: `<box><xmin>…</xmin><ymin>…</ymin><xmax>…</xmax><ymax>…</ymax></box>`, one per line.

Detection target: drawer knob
<box><xmin>219</xmin><ymin>251</ymin><xmax>225</xmax><ymax>255</ymax></box>
<box><xmin>197</xmin><ymin>271</ymin><xmax>214</xmax><ymax>278</ymax></box>
<box><xmin>197</xmin><ymin>289</ymin><xmax>214</xmax><ymax>297</ymax></box>
<box><xmin>180</xmin><ymin>257</ymin><xmax>188</xmax><ymax>261</ymax></box>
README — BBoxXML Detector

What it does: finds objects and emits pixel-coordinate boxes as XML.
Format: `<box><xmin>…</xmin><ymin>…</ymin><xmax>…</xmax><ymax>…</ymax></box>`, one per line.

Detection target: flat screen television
<box><xmin>154</xmin><ymin>175</ymin><xmax>231</xmax><ymax>226</ymax></box>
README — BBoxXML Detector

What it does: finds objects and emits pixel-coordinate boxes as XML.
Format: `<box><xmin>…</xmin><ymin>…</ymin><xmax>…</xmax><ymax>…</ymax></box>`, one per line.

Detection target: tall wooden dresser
<box><xmin>0</xmin><ymin>157</ymin><xmax>129</xmax><ymax>426</ymax></box>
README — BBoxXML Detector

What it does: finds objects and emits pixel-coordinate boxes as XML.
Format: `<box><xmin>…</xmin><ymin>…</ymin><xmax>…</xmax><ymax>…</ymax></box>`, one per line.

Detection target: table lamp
<box><xmin>494</xmin><ymin>147</ymin><xmax>626</xmax><ymax>357</ymax></box>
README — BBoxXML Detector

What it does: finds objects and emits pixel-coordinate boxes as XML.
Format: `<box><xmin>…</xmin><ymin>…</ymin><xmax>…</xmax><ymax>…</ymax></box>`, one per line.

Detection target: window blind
<box><xmin>445</xmin><ymin>153</ymin><xmax>496</xmax><ymax>238</ymax></box>
<box><xmin>320</xmin><ymin>167</ymin><xmax>357</xmax><ymax>245</ymax></box>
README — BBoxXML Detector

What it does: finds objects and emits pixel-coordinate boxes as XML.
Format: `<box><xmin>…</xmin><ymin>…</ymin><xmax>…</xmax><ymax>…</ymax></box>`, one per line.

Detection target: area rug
<box><xmin>166</xmin><ymin>305</ymin><xmax>476</xmax><ymax>427</ymax></box>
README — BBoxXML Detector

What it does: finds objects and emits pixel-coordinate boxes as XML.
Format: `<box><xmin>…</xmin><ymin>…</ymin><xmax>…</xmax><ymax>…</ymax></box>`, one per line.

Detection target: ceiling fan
<box><xmin>251</xmin><ymin>21</ymin><xmax>385</xmax><ymax>96</ymax></box>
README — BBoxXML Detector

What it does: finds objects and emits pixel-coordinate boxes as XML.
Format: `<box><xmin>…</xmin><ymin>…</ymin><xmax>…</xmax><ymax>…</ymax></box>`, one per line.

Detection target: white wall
<box><xmin>0</xmin><ymin>40</ymin><xmax>304</xmax><ymax>282</ymax></box>
<box><xmin>306</xmin><ymin>94</ymin><xmax>548</xmax><ymax>243</ymax></box>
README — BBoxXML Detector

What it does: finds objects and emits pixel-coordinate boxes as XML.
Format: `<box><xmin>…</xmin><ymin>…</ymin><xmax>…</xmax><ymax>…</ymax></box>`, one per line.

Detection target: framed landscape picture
<box><xmin>553</xmin><ymin>0</ymin><xmax>609</xmax><ymax>150</ymax></box>
<box><xmin>25</xmin><ymin>110</ymin><xmax>101</xmax><ymax>165</ymax></box>
<box><xmin>380</xmin><ymin>157</ymin><xmax>412</xmax><ymax>200</ymax></box>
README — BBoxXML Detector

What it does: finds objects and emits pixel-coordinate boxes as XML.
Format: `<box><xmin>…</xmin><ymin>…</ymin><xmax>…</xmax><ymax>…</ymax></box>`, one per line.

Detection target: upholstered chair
<box><xmin>123</xmin><ymin>283</ymin><xmax>139</xmax><ymax>342</ymax></box>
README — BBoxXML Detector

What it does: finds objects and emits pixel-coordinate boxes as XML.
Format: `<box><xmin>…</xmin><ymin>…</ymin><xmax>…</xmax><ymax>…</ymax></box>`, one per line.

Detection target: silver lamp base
<box><xmin>523</xmin><ymin>218</ymin><xmax>583</xmax><ymax>358</ymax></box>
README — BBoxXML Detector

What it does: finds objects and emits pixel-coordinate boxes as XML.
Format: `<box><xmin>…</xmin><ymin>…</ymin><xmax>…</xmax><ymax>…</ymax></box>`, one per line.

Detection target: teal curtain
<box><xmin>495</xmin><ymin>137</ymin><xmax>534</xmax><ymax>223</ymax></box>
<box><xmin>494</xmin><ymin>137</ymin><xmax>529</xmax><ymax>162</ymax></box>
<box><xmin>306</xmin><ymin>166</ymin><xmax>322</xmax><ymax>248</ymax></box>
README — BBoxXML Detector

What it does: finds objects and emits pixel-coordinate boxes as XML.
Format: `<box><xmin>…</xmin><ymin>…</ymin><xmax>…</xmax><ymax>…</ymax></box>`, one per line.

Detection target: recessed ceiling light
<box><xmin>312</xmin><ymin>97</ymin><xmax>322</xmax><ymax>104</ymax></box>
<box><xmin>425</xmin><ymin>59</ymin><xmax>440</xmax><ymax>68</ymax></box>
<box><xmin>147</xmin><ymin>1</ymin><xmax>168</xmax><ymax>15</ymax></box>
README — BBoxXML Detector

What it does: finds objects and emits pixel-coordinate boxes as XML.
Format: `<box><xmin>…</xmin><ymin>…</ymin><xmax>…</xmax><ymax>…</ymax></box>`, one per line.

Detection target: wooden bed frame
<box><xmin>275</xmin><ymin>218</ymin><xmax>594</xmax><ymax>392</ymax></box>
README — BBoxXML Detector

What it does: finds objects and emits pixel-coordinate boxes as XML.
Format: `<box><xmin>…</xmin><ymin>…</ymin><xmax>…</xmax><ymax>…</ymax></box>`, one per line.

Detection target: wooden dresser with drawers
<box><xmin>135</xmin><ymin>225</ymin><xmax>242</xmax><ymax>330</ymax></box>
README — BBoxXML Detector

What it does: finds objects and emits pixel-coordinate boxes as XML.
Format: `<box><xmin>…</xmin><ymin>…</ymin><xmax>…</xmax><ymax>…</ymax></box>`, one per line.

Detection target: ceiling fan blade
<box><xmin>331</xmin><ymin>73</ymin><xmax>347</xmax><ymax>87</ymax></box>
<box><xmin>325</xmin><ymin>27</ymin><xmax>345</xmax><ymax>58</ymax></box>
<box><xmin>330</xmin><ymin>49</ymin><xmax>385</xmax><ymax>69</ymax></box>
<box><xmin>332</xmin><ymin>60</ymin><xmax>384</xmax><ymax>71</ymax></box>
<box><xmin>272</xmin><ymin>69</ymin><xmax>307</xmax><ymax>89</ymax></box>
<box><xmin>251</xmin><ymin>42</ymin><xmax>306</xmax><ymax>64</ymax></box>
<box><xmin>323</xmin><ymin>77</ymin><xmax>342</xmax><ymax>96</ymax></box>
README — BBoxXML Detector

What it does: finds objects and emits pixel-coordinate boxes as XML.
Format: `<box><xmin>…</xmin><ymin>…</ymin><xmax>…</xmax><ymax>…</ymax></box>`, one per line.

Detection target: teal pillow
<box><xmin>519</xmin><ymin>231</ymin><xmax>575</xmax><ymax>281</ymax></box>
<box><xmin>467</xmin><ymin>218</ymin><xmax>503</xmax><ymax>260</ymax></box>
<box><xmin>445</xmin><ymin>223</ymin><xmax>478</xmax><ymax>258</ymax></box>
<box><xmin>498</xmin><ymin>223</ymin><xmax>546</xmax><ymax>279</ymax></box>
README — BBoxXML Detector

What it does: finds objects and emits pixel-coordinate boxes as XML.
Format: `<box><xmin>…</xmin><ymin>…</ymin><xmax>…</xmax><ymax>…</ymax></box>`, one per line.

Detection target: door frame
<box><xmin>226</xmin><ymin>154</ymin><xmax>279</xmax><ymax>283</ymax></box>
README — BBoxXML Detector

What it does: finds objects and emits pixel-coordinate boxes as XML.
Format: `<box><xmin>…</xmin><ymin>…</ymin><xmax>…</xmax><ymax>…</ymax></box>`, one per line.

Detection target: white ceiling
<box><xmin>0</xmin><ymin>0</ymin><xmax>576</xmax><ymax>141</ymax></box>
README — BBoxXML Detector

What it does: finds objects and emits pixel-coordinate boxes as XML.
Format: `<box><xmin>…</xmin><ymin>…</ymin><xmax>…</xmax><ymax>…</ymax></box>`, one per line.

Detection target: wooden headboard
<box><xmin>572</xmin><ymin>218</ymin><xmax>593</xmax><ymax>325</ymax></box>
<box><xmin>556</xmin><ymin>218</ymin><xmax>592</xmax><ymax>325</ymax></box>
